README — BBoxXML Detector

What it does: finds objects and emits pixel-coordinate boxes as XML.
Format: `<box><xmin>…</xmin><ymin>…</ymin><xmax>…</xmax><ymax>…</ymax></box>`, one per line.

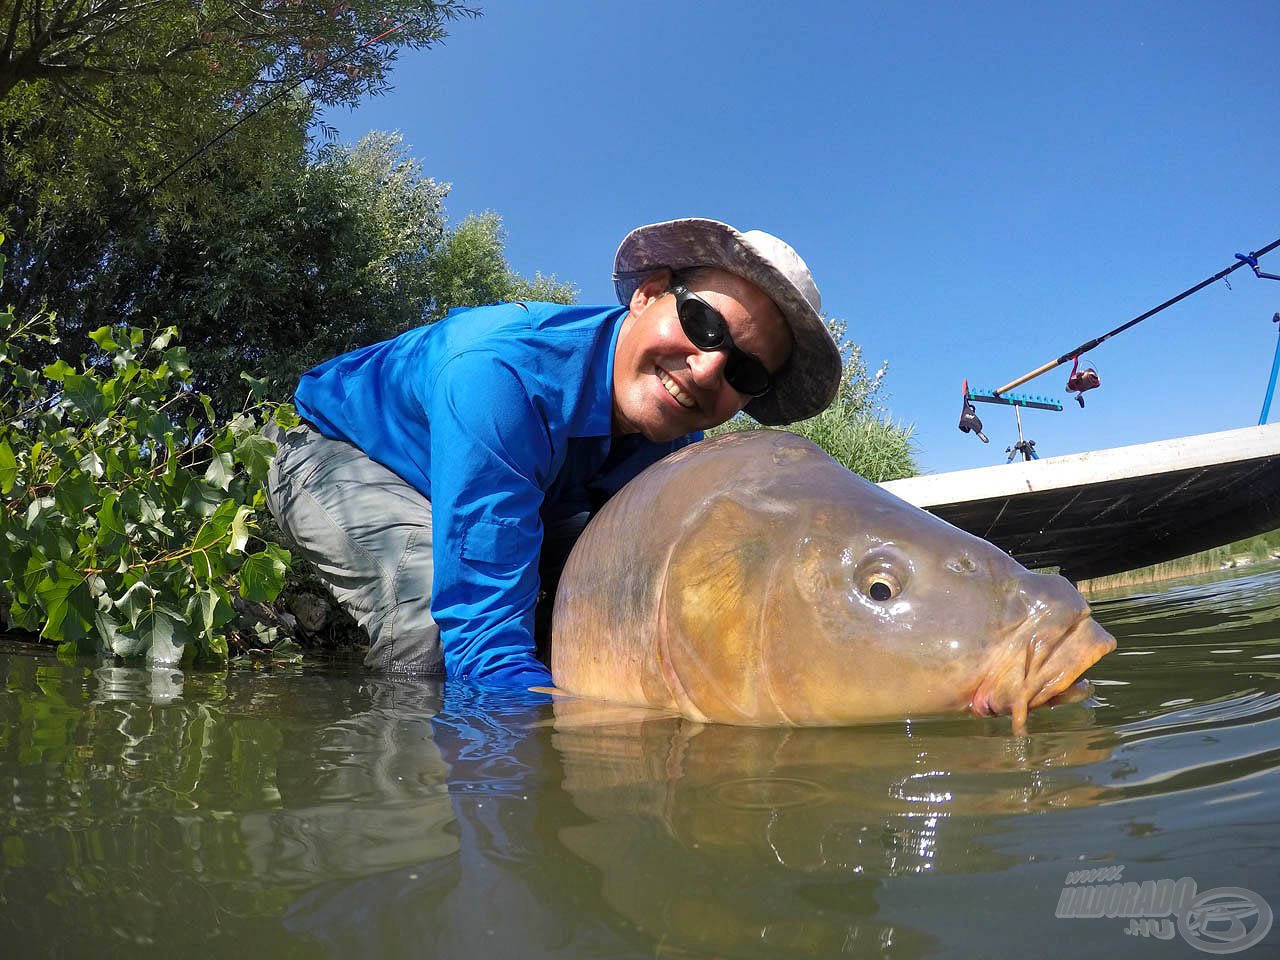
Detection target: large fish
<box><xmin>549</xmin><ymin>431</ymin><xmax>1115</xmax><ymax>731</ymax></box>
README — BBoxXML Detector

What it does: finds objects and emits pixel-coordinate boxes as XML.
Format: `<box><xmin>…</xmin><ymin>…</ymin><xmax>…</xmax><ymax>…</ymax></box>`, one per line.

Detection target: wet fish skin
<box><xmin>550</xmin><ymin>431</ymin><xmax>1115</xmax><ymax>728</ymax></box>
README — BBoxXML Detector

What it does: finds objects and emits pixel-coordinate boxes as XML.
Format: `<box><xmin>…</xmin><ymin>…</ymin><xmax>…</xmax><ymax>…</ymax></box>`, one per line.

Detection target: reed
<box><xmin>1078</xmin><ymin>529</ymin><xmax>1280</xmax><ymax>595</ymax></box>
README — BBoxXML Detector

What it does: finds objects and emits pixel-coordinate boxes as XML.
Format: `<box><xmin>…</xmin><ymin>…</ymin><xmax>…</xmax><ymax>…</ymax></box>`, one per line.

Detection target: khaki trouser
<box><xmin>264</xmin><ymin>421</ymin><xmax>443</xmax><ymax>673</ymax></box>
<box><xmin>263</xmin><ymin>422</ymin><xmax>588</xmax><ymax>675</ymax></box>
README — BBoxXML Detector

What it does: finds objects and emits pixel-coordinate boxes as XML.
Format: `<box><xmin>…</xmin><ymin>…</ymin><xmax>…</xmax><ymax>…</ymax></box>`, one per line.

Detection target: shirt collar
<box><xmin>572</xmin><ymin>306</ymin><xmax>630</xmax><ymax>438</ymax></box>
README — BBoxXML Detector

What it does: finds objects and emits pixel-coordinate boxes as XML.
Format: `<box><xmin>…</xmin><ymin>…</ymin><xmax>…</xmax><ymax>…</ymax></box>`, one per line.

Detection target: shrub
<box><xmin>0</xmin><ymin>246</ymin><xmax>295</xmax><ymax>664</ymax></box>
<box><xmin>712</xmin><ymin>317</ymin><xmax>917</xmax><ymax>482</ymax></box>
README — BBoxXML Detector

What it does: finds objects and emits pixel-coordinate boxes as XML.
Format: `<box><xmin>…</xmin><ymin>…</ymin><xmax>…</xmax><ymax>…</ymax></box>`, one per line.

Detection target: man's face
<box><xmin>612</xmin><ymin>268</ymin><xmax>793</xmax><ymax>442</ymax></box>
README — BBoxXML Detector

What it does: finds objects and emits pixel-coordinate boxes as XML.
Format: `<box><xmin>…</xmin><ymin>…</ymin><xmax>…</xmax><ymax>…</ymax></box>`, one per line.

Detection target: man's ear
<box><xmin>628</xmin><ymin>269</ymin><xmax>672</xmax><ymax>313</ymax></box>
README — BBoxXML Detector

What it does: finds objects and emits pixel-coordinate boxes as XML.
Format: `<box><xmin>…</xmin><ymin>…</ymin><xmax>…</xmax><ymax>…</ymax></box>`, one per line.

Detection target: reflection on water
<box><xmin>2</xmin><ymin>565</ymin><xmax>1280</xmax><ymax>958</ymax></box>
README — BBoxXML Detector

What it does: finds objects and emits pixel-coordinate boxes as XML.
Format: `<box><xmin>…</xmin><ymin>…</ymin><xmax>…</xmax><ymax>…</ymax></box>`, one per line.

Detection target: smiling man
<box><xmin>264</xmin><ymin>218</ymin><xmax>840</xmax><ymax>686</ymax></box>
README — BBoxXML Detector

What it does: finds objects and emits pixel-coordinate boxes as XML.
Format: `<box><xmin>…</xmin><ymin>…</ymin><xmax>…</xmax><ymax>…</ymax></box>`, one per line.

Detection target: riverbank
<box><xmin>1077</xmin><ymin>529</ymin><xmax>1280</xmax><ymax>596</ymax></box>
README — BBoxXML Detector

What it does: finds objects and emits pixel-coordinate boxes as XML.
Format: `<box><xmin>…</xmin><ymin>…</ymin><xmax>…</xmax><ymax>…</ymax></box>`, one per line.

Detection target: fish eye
<box><xmin>851</xmin><ymin>546</ymin><xmax>910</xmax><ymax>604</ymax></box>
<box><xmin>866</xmin><ymin>573</ymin><xmax>899</xmax><ymax>602</ymax></box>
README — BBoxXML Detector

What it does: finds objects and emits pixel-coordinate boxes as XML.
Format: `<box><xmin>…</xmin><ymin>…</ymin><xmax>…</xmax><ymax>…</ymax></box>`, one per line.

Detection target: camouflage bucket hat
<box><xmin>613</xmin><ymin>218</ymin><xmax>840</xmax><ymax>425</ymax></box>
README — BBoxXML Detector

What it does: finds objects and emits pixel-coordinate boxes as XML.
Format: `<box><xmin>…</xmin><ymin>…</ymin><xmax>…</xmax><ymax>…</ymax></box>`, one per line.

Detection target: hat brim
<box><xmin>613</xmin><ymin>218</ymin><xmax>840</xmax><ymax>425</ymax></box>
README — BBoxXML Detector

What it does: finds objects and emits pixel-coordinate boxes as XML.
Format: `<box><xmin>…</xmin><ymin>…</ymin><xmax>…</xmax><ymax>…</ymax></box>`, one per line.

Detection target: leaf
<box><xmin>111</xmin><ymin>348</ymin><xmax>139</xmax><ymax>381</ymax></box>
<box><xmin>227</xmin><ymin>504</ymin><xmax>253</xmax><ymax>554</ymax></box>
<box><xmin>204</xmin><ymin>451</ymin><xmax>235</xmax><ymax>491</ymax></box>
<box><xmin>96</xmin><ymin>494</ymin><xmax>126</xmax><ymax>538</ymax></box>
<box><xmin>233</xmin><ymin>432</ymin><xmax>275</xmax><ymax>483</ymax></box>
<box><xmin>191</xmin><ymin>499</ymin><xmax>238</xmax><ymax>551</ymax></box>
<box><xmin>163</xmin><ymin>346</ymin><xmax>192</xmax><ymax>380</ymax></box>
<box><xmin>0</xmin><ymin>440</ymin><xmax>16</xmax><ymax>493</ymax></box>
<box><xmin>208</xmin><ymin>633</ymin><xmax>229</xmax><ymax>661</ymax></box>
<box><xmin>271</xmin><ymin>639</ymin><xmax>304</xmax><ymax>664</ymax></box>
<box><xmin>240</xmin><ymin>372</ymin><xmax>270</xmax><ymax>401</ymax></box>
<box><xmin>93</xmin><ymin>608</ymin><xmax>124</xmax><ymax>654</ymax></box>
<box><xmin>143</xmin><ymin>605</ymin><xmax>194</xmax><ymax>666</ymax></box>
<box><xmin>191</xmin><ymin>548</ymin><xmax>214</xmax><ymax>581</ymax></box>
<box><xmin>88</xmin><ymin>327</ymin><xmax>119</xmax><ymax>351</ymax></box>
<box><xmin>42</xmin><ymin>359</ymin><xmax>75</xmax><ymax>382</ymax></box>
<box><xmin>239</xmin><ymin>547</ymin><xmax>287</xmax><ymax>602</ymax></box>
<box><xmin>138</xmin><ymin>495</ymin><xmax>175</xmax><ymax>538</ymax></box>
<box><xmin>273</xmin><ymin>404</ymin><xmax>301</xmax><ymax>430</ymax></box>
<box><xmin>108</xmin><ymin>625</ymin><xmax>150</xmax><ymax>658</ymax></box>
<box><xmin>116</xmin><ymin>580</ymin><xmax>157</xmax><ymax>629</ymax></box>
<box><xmin>191</xmin><ymin>584</ymin><xmax>233</xmax><ymax>638</ymax></box>
<box><xmin>8</xmin><ymin>596</ymin><xmax>40</xmax><ymax>632</ymax></box>
<box><xmin>78</xmin><ymin>449</ymin><xmax>105</xmax><ymax>478</ymax></box>
<box><xmin>151</xmin><ymin>327</ymin><xmax>178</xmax><ymax>351</ymax></box>
<box><xmin>53</xmin><ymin>470</ymin><xmax>96</xmax><ymax>514</ymax></box>
<box><xmin>139</xmin><ymin>410</ymin><xmax>174</xmax><ymax>442</ymax></box>
<box><xmin>36</xmin><ymin>564</ymin><xmax>94</xmax><ymax>644</ymax></box>
<box><xmin>263</xmin><ymin>541</ymin><xmax>291</xmax><ymax>567</ymax></box>
<box><xmin>228</xmin><ymin>413</ymin><xmax>256</xmax><ymax>438</ymax></box>
<box><xmin>180</xmin><ymin>477</ymin><xmax>224</xmax><ymax>518</ymax></box>
<box><xmin>62</xmin><ymin>372</ymin><xmax>106</xmax><ymax>419</ymax></box>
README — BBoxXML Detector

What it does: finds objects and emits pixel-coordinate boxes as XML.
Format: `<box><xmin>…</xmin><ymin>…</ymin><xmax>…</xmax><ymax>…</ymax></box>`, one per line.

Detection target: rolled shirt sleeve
<box><xmin>423</xmin><ymin>351</ymin><xmax>556</xmax><ymax>687</ymax></box>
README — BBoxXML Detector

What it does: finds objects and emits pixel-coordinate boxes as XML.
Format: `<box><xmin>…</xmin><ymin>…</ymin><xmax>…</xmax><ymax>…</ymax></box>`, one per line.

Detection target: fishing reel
<box><xmin>1066</xmin><ymin>355</ymin><xmax>1100</xmax><ymax>407</ymax></box>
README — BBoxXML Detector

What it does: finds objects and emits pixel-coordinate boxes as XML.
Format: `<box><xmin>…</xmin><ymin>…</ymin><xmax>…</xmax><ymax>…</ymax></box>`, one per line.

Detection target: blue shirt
<box><xmin>293</xmin><ymin>302</ymin><xmax>697</xmax><ymax>687</ymax></box>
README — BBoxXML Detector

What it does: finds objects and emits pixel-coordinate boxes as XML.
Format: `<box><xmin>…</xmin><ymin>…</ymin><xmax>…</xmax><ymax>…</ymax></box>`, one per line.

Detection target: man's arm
<box><xmin>423</xmin><ymin>351</ymin><xmax>556</xmax><ymax>687</ymax></box>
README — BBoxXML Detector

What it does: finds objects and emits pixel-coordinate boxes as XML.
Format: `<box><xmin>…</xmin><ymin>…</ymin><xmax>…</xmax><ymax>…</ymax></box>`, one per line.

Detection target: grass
<box><xmin>709</xmin><ymin>318</ymin><xmax>918</xmax><ymax>482</ymax></box>
<box><xmin>1077</xmin><ymin>528</ymin><xmax>1280</xmax><ymax>595</ymax></box>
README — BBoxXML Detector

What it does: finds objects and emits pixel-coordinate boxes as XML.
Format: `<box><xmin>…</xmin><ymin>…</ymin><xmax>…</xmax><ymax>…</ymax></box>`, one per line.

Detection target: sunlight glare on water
<box><xmin>1</xmin><ymin>565</ymin><xmax>1278</xmax><ymax>958</ymax></box>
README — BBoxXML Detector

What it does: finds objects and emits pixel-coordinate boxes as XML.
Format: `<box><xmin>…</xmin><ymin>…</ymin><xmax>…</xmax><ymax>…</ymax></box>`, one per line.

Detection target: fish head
<box><xmin>656</xmin><ymin>445</ymin><xmax>1115</xmax><ymax>728</ymax></box>
<box><xmin>764</xmin><ymin>477</ymin><xmax>1117</xmax><ymax>728</ymax></box>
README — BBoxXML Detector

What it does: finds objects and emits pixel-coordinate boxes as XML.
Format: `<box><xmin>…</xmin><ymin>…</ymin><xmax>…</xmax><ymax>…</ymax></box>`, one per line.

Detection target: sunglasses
<box><xmin>669</xmin><ymin>282</ymin><xmax>774</xmax><ymax>398</ymax></box>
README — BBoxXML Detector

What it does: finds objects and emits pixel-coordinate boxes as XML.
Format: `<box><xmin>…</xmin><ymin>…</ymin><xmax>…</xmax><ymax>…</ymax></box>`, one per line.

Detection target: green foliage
<box><xmin>78</xmin><ymin>130</ymin><xmax>456</xmax><ymax>412</ymax></box>
<box><xmin>1079</xmin><ymin>528</ymin><xmax>1280</xmax><ymax>595</ymax></box>
<box><xmin>9</xmin><ymin>129</ymin><xmax>576</xmax><ymax>414</ymax></box>
<box><xmin>711</xmin><ymin>317</ymin><xmax>918</xmax><ymax>482</ymax></box>
<box><xmin>0</xmin><ymin>306</ymin><xmax>296</xmax><ymax>665</ymax></box>
<box><xmin>782</xmin><ymin>407</ymin><xmax>917</xmax><ymax>483</ymax></box>
<box><xmin>0</xmin><ymin>1</ymin><xmax>474</xmax><ymax>223</ymax></box>
<box><xmin>0</xmin><ymin>1</ymin><xmax>475</xmax><ymax>105</ymax></box>
<box><xmin>425</xmin><ymin>211</ymin><xmax>578</xmax><ymax>321</ymax></box>
<box><xmin>0</xmin><ymin>2</ymin><xmax>567</xmax><ymax>412</ymax></box>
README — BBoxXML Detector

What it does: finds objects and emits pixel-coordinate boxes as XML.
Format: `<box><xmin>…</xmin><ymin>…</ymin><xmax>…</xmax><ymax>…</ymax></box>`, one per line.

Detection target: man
<box><xmin>264</xmin><ymin>218</ymin><xmax>840</xmax><ymax>687</ymax></box>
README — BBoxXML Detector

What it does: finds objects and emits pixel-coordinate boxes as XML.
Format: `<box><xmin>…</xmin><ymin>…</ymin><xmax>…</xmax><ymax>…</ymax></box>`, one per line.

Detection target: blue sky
<box><xmin>331</xmin><ymin>0</ymin><xmax>1280</xmax><ymax>473</ymax></box>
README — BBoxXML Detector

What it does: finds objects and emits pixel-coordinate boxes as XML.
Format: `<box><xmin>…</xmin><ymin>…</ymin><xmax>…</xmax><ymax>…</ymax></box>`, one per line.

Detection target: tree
<box><xmin>0</xmin><ymin>0</ymin><xmax>476</xmax><ymax>315</ymax></box>
<box><xmin>0</xmin><ymin>0</ymin><xmax>474</xmax><ymax>104</ymax></box>
<box><xmin>9</xmin><ymin>130</ymin><xmax>575</xmax><ymax>412</ymax></box>
<box><xmin>424</xmin><ymin>210</ymin><xmax>577</xmax><ymax>321</ymax></box>
<box><xmin>0</xmin><ymin>2</ymin><xmax>579</xmax><ymax>412</ymax></box>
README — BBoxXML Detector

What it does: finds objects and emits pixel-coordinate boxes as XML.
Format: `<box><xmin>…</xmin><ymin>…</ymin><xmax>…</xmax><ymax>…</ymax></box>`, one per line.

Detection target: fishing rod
<box><xmin>994</xmin><ymin>236</ymin><xmax>1280</xmax><ymax>396</ymax></box>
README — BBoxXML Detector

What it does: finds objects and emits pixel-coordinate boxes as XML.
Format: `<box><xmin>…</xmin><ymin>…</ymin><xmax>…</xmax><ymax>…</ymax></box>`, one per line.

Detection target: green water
<box><xmin>3</xmin><ymin>566</ymin><xmax>1279</xmax><ymax>959</ymax></box>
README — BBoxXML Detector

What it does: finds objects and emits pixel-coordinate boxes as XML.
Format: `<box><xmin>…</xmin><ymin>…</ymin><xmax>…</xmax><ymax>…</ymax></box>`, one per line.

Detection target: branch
<box><xmin>3</xmin><ymin>0</ymin><xmax>26</xmax><ymax>62</ymax></box>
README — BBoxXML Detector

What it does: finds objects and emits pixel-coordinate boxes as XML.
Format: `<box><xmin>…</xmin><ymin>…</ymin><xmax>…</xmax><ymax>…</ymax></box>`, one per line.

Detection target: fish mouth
<box><xmin>969</xmin><ymin>612</ymin><xmax>1116</xmax><ymax>734</ymax></box>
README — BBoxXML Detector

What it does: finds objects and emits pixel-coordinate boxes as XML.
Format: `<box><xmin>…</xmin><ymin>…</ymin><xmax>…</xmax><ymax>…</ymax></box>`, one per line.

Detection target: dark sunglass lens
<box><xmin>725</xmin><ymin>351</ymin><xmax>772</xmax><ymax>398</ymax></box>
<box><xmin>678</xmin><ymin>299</ymin><xmax>726</xmax><ymax>349</ymax></box>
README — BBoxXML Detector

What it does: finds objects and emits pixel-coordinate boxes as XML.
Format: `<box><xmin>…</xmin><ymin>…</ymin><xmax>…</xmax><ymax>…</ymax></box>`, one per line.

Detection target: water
<box><xmin>3</xmin><ymin>566</ymin><xmax>1279</xmax><ymax>959</ymax></box>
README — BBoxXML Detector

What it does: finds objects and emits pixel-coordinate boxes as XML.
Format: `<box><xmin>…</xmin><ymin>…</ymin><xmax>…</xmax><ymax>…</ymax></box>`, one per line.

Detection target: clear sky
<box><xmin>331</xmin><ymin>0</ymin><xmax>1280</xmax><ymax>474</ymax></box>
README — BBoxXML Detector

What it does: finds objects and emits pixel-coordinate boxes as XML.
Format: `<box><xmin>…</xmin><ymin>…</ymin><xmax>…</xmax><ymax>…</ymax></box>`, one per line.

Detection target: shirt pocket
<box><xmin>460</xmin><ymin>517</ymin><xmax>539</xmax><ymax>566</ymax></box>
